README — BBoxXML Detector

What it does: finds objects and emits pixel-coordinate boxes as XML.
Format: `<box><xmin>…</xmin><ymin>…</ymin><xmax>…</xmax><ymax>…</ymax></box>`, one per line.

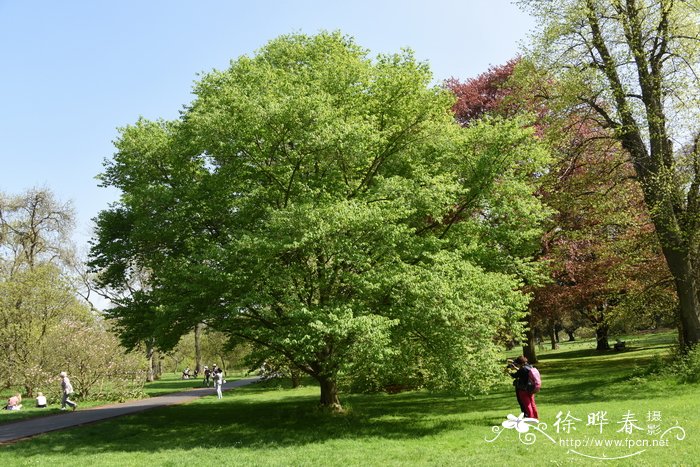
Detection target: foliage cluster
<box><xmin>673</xmin><ymin>345</ymin><xmax>700</xmax><ymax>383</ymax></box>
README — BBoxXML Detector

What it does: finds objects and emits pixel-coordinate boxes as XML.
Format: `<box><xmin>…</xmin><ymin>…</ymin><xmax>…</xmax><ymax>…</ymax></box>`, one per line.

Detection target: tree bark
<box><xmin>194</xmin><ymin>323</ymin><xmax>203</xmax><ymax>374</ymax></box>
<box><xmin>549</xmin><ymin>326</ymin><xmax>559</xmax><ymax>350</ymax></box>
<box><xmin>146</xmin><ymin>344</ymin><xmax>155</xmax><ymax>382</ymax></box>
<box><xmin>663</xmin><ymin>249</ymin><xmax>700</xmax><ymax>350</ymax></box>
<box><xmin>155</xmin><ymin>352</ymin><xmax>163</xmax><ymax>379</ymax></box>
<box><xmin>290</xmin><ymin>369</ymin><xmax>301</xmax><ymax>389</ymax></box>
<box><xmin>522</xmin><ymin>326</ymin><xmax>538</xmax><ymax>364</ymax></box>
<box><xmin>566</xmin><ymin>329</ymin><xmax>576</xmax><ymax>342</ymax></box>
<box><xmin>596</xmin><ymin>324</ymin><xmax>610</xmax><ymax>351</ymax></box>
<box><xmin>317</xmin><ymin>375</ymin><xmax>341</xmax><ymax>411</ymax></box>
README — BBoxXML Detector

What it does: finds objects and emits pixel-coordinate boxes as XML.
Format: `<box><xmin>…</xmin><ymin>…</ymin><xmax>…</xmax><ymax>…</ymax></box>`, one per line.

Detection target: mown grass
<box><xmin>0</xmin><ymin>331</ymin><xmax>697</xmax><ymax>466</ymax></box>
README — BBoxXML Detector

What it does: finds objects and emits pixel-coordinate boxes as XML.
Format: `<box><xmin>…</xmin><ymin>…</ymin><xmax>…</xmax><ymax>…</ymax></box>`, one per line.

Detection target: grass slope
<box><xmin>0</xmin><ymin>332</ymin><xmax>697</xmax><ymax>466</ymax></box>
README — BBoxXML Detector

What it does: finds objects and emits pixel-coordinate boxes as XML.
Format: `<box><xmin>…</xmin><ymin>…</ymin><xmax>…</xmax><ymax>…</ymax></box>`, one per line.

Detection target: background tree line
<box><xmin>0</xmin><ymin>188</ymin><xmax>145</xmax><ymax>402</ymax></box>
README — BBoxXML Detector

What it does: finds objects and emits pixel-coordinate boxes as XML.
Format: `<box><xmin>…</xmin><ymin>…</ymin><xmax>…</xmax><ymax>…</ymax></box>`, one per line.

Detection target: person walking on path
<box><xmin>509</xmin><ymin>356</ymin><xmax>539</xmax><ymax>420</ymax></box>
<box><xmin>214</xmin><ymin>368</ymin><xmax>224</xmax><ymax>399</ymax></box>
<box><xmin>59</xmin><ymin>371</ymin><xmax>77</xmax><ymax>411</ymax></box>
<box><xmin>203</xmin><ymin>366</ymin><xmax>211</xmax><ymax>387</ymax></box>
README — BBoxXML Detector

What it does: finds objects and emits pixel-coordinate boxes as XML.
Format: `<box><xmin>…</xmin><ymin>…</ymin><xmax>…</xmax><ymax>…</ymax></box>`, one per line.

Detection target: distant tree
<box><xmin>0</xmin><ymin>188</ymin><xmax>146</xmax><ymax>397</ymax></box>
<box><xmin>164</xmin><ymin>329</ymin><xmax>249</xmax><ymax>375</ymax></box>
<box><xmin>54</xmin><ymin>319</ymin><xmax>147</xmax><ymax>400</ymax></box>
<box><xmin>91</xmin><ymin>32</ymin><xmax>551</xmax><ymax>410</ymax></box>
<box><xmin>0</xmin><ymin>264</ymin><xmax>87</xmax><ymax>395</ymax></box>
<box><xmin>0</xmin><ymin>188</ymin><xmax>80</xmax><ymax>395</ymax></box>
<box><xmin>0</xmin><ymin>188</ymin><xmax>75</xmax><ymax>275</ymax></box>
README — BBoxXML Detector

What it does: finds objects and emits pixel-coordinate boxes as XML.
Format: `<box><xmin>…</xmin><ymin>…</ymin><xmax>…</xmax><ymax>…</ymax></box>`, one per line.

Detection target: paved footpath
<box><xmin>0</xmin><ymin>376</ymin><xmax>261</xmax><ymax>445</ymax></box>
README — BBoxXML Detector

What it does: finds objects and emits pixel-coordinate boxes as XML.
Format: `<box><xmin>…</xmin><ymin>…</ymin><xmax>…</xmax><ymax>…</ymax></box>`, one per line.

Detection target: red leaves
<box><xmin>444</xmin><ymin>59</ymin><xmax>519</xmax><ymax>125</ymax></box>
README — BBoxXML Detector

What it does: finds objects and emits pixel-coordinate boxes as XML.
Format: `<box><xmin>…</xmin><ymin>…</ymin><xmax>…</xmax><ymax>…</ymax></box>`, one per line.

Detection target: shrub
<box><xmin>672</xmin><ymin>345</ymin><xmax>700</xmax><ymax>383</ymax></box>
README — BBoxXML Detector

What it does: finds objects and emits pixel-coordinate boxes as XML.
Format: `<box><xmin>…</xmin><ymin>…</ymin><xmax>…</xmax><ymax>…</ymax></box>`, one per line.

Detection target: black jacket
<box><xmin>512</xmin><ymin>364</ymin><xmax>532</xmax><ymax>391</ymax></box>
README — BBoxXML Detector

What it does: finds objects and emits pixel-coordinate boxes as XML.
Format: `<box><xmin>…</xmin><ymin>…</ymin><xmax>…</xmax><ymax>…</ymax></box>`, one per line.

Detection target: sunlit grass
<box><xmin>0</xmin><ymin>332</ymin><xmax>697</xmax><ymax>466</ymax></box>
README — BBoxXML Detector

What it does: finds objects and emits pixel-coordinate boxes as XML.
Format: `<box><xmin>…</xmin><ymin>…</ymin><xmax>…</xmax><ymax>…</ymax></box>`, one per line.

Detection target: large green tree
<box><xmin>90</xmin><ymin>32</ymin><xmax>550</xmax><ymax>409</ymax></box>
<box><xmin>518</xmin><ymin>0</ymin><xmax>700</xmax><ymax>348</ymax></box>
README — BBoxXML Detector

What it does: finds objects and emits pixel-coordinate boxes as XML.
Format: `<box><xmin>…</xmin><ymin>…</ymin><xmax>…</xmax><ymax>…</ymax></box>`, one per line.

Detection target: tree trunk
<box><xmin>155</xmin><ymin>353</ymin><xmax>163</xmax><ymax>379</ymax></box>
<box><xmin>678</xmin><ymin>310</ymin><xmax>686</xmax><ymax>352</ymax></box>
<box><xmin>317</xmin><ymin>376</ymin><xmax>341</xmax><ymax>411</ymax></box>
<box><xmin>290</xmin><ymin>369</ymin><xmax>301</xmax><ymax>389</ymax></box>
<box><xmin>216</xmin><ymin>351</ymin><xmax>227</xmax><ymax>374</ymax></box>
<box><xmin>146</xmin><ymin>344</ymin><xmax>155</xmax><ymax>382</ymax></box>
<box><xmin>549</xmin><ymin>327</ymin><xmax>559</xmax><ymax>350</ymax></box>
<box><xmin>664</xmin><ymin>251</ymin><xmax>700</xmax><ymax>350</ymax></box>
<box><xmin>630</xmin><ymin>145</ymin><xmax>700</xmax><ymax>350</ymax></box>
<box><xmin>194</xmin><ymin>323</ymin><xmax>203</xmax><ymax>374</ymax></box>
<box><xmin>566</xmin><ymin>330</ymin><xmax>576</xmax><ymax>341</ymax></box>
<box><xmin>522</xmin><ymin>327</ymin><xmax>538</xmax><ymax>364</ymax></box>
<box><xmin>595</xmin><ymin>324</ymin><xmax>610</xmax><ymax>351</ymax></box>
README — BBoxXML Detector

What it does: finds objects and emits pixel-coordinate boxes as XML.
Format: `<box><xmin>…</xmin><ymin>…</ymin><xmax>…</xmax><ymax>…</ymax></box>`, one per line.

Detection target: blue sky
<box><xmin>0</xmin><ymin>1</ymin><xmax>534</xmax><ymax>248</ymax></box>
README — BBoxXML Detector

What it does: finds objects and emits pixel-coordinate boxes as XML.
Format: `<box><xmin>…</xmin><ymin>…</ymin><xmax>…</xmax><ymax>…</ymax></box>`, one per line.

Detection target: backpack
<box><xmin>528</xmin><ymin>366</ymin><xmax>542</xmax><ymax>393</ymax></box>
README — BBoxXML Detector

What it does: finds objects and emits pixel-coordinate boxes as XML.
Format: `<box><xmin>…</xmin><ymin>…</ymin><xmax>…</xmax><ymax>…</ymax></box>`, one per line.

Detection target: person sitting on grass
<box><xmin>203</xmin><ymin>366</ymin><xmax>211</xmax><ymax>387</ymax></box>
<box><xmin>5</xmin><ymin>393</ymin><xmax>22</xmax><ymax>410</ymax></box>
<box><xmin>36</xmin><ymin>392</ymin><xmax>47</xmax><ymax>408</ymax></box>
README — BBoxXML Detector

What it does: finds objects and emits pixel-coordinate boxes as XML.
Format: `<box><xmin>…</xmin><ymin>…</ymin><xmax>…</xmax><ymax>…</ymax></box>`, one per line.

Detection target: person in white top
<box><xmin>59</xmin><ymin>371</ymin><xmax>77</xmax><ymax>411</ymax></box>
<box><xmin>36</xmin><ymin>392</ymin><xmax>47</xmax><ymax>408</ymax></box>
<box><xmin>214</xmin><ymin>368</ymin><xmax>224</xmax><ymax>399</ymax></box>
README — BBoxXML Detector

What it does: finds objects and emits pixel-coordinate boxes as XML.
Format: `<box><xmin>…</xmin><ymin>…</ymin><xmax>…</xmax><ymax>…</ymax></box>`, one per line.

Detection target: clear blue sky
<box><xmin>0</xmin><ymin>0</ymin><xmax>534</xmax><ymax>248</ymax></box>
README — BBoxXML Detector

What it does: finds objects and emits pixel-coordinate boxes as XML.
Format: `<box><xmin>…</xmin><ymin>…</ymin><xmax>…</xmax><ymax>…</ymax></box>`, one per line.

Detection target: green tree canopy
<box><xmin>91</xmin><ymin>32</ymin><xmax>551</xmax><ymax>409</ymax></box>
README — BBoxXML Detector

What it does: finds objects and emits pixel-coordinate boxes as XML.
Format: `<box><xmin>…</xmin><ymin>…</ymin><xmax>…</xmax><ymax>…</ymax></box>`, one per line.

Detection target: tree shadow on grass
<box><xmin>6</xmin><ymin>392</ymin><xmax>471</xmax><ymax>457</ymax></box>
<box><xmin>3</xmin><ymin>336</ymin><xmax>684</xmax><ymax>458</ymax></box>
<box><xmin>537</xmin><ymin>342</ymin><xmax>669</xmax><ymax>362</ymax></box>
<box><xmin>10</xmin><ymin>374</ymin><xmax>672</xmax><ymax>461</ymax></box>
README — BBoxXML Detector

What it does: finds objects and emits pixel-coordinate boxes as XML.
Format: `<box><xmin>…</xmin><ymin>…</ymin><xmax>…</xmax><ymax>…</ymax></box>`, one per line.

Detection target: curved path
<box><xmin>0</xmin><ymin>376</ymin><xmax>261</xmax><ymax>445</ymax></box>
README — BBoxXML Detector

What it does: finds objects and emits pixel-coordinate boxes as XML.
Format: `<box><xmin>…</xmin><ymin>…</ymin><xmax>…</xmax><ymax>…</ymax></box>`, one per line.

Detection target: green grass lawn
<box><xmin>0</xmin><ymin>332</ymin><xmax>697</xmax><ymax>466</ymax></box>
